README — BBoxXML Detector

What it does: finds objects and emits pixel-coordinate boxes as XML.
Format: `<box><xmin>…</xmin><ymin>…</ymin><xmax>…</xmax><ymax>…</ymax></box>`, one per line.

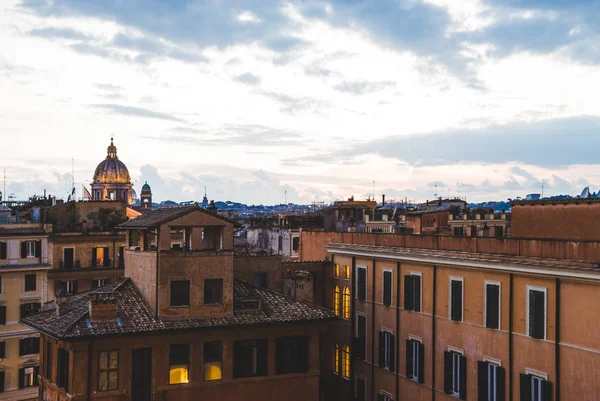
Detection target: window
<box><xmin>19</xmin><ymin>366</ymin><xmax>39</xmax><ymax>388</ymax></box>
<box><xmin>20</xmin><ymin>303</ymin><xmax>41</xmax><ymax>319</ymax></box>
<box><xmin>454</xmin><ymin>227</ymin><xmax>464</xmax><ymax>237</ymax></box>
<box><xmin>92</xmin><ymin>279</ymin><xmax>108</xmax><ymax>289</ymax></box>
<box><xmin>24</xmin><ymin>274</ymin><xmax>37</xmax><ymax>292</ymax></box>
<box><xmin>0</xmin><ymin>305</ymin><xmax>5</xmax><ymax>325</ymax></box>
<box><xmin>57</xmin><ymin>348</ymin><xmax>69</xmax><ymax>391</ymax></box>
<box><xmin>61</xmin><ymin>280</ymin><xmax>77</xmax><ymax>295</ymax></box>
<box><xmin>20</xmin><ymin>337</ymin><xmax>40</xmax><ymax>355</ymax></box>
<box><xmin>203</xmin><ymin>341</ymin><xmax>222</xmax><ymax>381</ymax></box>
<box><xmin>377</xmin><ymin>393</ymin><xmax>393</xmax><ymax>401</ymax></box>
<box><xmin>444</xmin><ymin>351</ymin><xmax>466</xmax><ymax>399</ymax></box>
<box><xmin>342</xmin><ymin>287</ymin><xmax>351</xmax><ymax>319</ymax></box>
<box><xmin>0</xmin><ymin>370</ymin><xmax>3</xmax><ymax>393</ymax></box>
<box><xmin>406</xmin><ymin>339</ymin><xmax>424</xmax><ymax>384</ymax></box>
<box><xmin>485</xmin><ymin>283</ymin><xmax>501</xmax><ymax>329</ymax></box>
<box><xmin>520</xmin><ymin>373</ymin><xmax>552</xmax><ymax>401</ymax></box>
<box><xmin>292</xmin><ymin>237</ymin><xmax>299</xmax><ymax>252</ymax></box>
<box><xmin>334</xmin><ymin>264</ymin><xmax>340</xmax><ymax>278</ymax></box>
<box><xmin>356</xmin><ymin>376</ymin><xmax>366</xmax><ymax>401</ymax></box>
<box><xmin>253</xmin><ymin>272</ymin><xmax>267</xmax><ymax>288</ymax></box>
<box><xmin>45</xmin><ymin>342</ymin><xmax>52</xmax><ymax>380</ymax></box>
<box><xmin>404</xmin><ymin>273</ymin><xmax>421</xmax><ymax>312</ymax></box>
<box><xmin>378</xmin><ymin>331</ymin><xmax>394</xmax><ymax>371</ymax></box>
<box><xmin>0</xmin><ymin>341</ymin><xmax>5</xmax><ymax>358</ymax></box>
<box><xmin>233</xmin><ymin>339</ymin><xmax>267</xmax><ymax>378</ymax></box>
<box><xmin>357</xmin><ymin>266</ymin><xmax>367</xmax><ymax>301</ymax></box>
<box><xmin>478</xmin><ymin>361</ymin><xmax>505</xmax><ymax>401</ymax></box>
<box><xmin>0</xmin><ymin>242</ymin><xmax>6</xmax><ymax>259</ymax></box>
<box><xmin>333</xmin><ymin>344</ymin><xmax>340</xmax><ymax>375</ymax></box>
<box><xmin>169</xmin><ymin>344</ymin><xmax>189</xmax><ymax>384</ymax></box>
<box><xmin>333</xmin><ymin>285</ymin><xmax>341</xmax><ymax>316</ymax></box>
<box><xmin>204</xmin><ymin>279</ymin><xmax>223</xmax><ymax>305</ymax></box>
<box><xmin>278</xmin><ymin>236</ymin><xmax>283</xmax><ymax>252</ymax></box>
<box><xmin>98</xmin><ymin>351</ymin><xmax>119</xmax><ymax>391</ymax></box>
<box><xmin>343</xmin><ymin>265</ymin><xmax>350</xmax><ymax>279</ymax></box>
<box><xmin>527</xmin><ymin>287</ymin><xmax>546</xmax><ymax>339</ymax></box>
<box><xmin>354</xmin><ymin>314</ymin><xmax>367</xmax><ymax>360</ymax></box>
<box><xmin>383</xmin><ymin>270</ymin><xmax>392</xmax><ymax>306</ymax></box>
<box><xmin>170</xmin><ymin>280</ymin><xmax>190</xmax><ymax>307</ymax></box>
<box><xmin>92</xmin><ymin>247</ymin><xmax>110</xmax><ymax>267</ymax></box>
<box><xmin>450</xmin><ymin>278</ymin><xmax>463</xmax><ymax>322</ymax></box>
<box><xmin>21</xmin><ymin>241</ymin><xmax>38</xmax><ymax>258</ymax></box>
<box><xmin>276</xmin><ymin>336</ymin><xmax>309</xmax><ymax>374</ymax></box>
<box><xmin>342</xmin><ymin>345</ymin><xmax>350</xmax><ymax>378</ymax></box>
<box><xmin>0</xmin><ymin>276</ymin><xmax>2</xmax><ymax>294</ymax></box>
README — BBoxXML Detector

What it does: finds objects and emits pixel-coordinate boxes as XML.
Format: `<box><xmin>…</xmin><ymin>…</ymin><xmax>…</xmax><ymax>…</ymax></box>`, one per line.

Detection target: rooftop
<box><xmin>21</xmin><ymin>278</ymin><xmax>335</xmax><ymax>339</ymax></box>
<box><xmin>511</xmin><ymin>197</ymin><xmax>600</xmax><ymax>206</ymax></box>
<box><xmin>117</xmin><ymin>205</ymin><xmax>241</xmax><ymax>229</ymax></box>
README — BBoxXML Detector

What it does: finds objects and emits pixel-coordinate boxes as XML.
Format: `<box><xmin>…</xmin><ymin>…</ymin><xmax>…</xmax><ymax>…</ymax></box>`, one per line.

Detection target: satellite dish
<box><xmin>580</xmin><ymin>187</ymin><xmax>590</xmax><ymax>198</ymax></box>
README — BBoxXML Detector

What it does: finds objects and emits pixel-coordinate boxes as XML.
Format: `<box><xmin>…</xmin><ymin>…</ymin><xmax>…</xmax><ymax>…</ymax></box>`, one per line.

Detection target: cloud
<box><xmin>236</xmin><ymin>72</ymin><xmax>261</xmax><ymax>85</ymax></box>
<box><xmin>334</xmin><ymin>80</ymin><xmax>395</xmax><ymax>95</ymax></box>
<box><xmin>29</xmin><ymin>27</ymin><xmax>90</xmax><ymax>40</ymax></box>
<box><xmin>92</xmin><ymin>104</ymin><xmax>185</xmax><ymax>122</ymax></box>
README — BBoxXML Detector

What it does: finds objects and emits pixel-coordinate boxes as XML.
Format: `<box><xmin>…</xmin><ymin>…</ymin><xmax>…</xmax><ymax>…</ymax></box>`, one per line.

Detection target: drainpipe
<box><xmin>350</xmin><ymin>255</ymin><xmax>356</xmax><ymax>400</ymax></box>
<box><xmin>432</xmin><ymin>264</ymin><xmax>437</xmax><ymax>401</ymax></box>
<box><xmin>555</xmin><ymin>278</ymin><xmax>560</xmax><ymax>401</ymax></box>
<box><xmin>371</xmin><ymin>258</ymin><xmax>376</xmax><ymax>401</ymax></box>
<box><xmin>509</xmin><ymin>273</ymin><xmax>514</xmax><ymax>401</ymax></box>
<box><xmin>87</xmin><ymin>342</ymin><xmax>92</xmax><ymax>401</ymax></box>
<box><xmin>155</xmin><ymin>230</ymin><xmax>160</xmax><ymax>317</ymax></box>
<box><xmin>395</xmin><ymin>262</ymin><xmax>401</xmax><ymax>401</ymax></box>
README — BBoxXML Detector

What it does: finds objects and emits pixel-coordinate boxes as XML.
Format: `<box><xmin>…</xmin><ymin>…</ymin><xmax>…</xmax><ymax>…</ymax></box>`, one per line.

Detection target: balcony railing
<box><xmin>59</xmin><ymin>259</ymin><xmax>81</xmax><ymax>269</ymax></box>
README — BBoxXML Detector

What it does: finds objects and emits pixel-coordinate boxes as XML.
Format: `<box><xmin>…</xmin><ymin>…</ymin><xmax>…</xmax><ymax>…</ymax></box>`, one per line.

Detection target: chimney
<box><xmin>382</xmin><ymin>194</ymin><xmax>386</xmax><ymax>206</ymax></box>
<box><xmin>55</xmin><ymin>288</ymin><xmax>70</xmax><ymax>316</ymax></box>
<box><xmin>89</xmin><ymin>292</ymin><xmax>118</xmax><ymax>323</ymax></box>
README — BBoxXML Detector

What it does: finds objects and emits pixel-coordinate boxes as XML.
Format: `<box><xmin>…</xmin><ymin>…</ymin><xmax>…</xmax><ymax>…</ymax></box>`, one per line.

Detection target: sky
<box><xmin>1</xmin><ymin>0</ymin><xmax>600</xmax><ymax>205</ymax></box>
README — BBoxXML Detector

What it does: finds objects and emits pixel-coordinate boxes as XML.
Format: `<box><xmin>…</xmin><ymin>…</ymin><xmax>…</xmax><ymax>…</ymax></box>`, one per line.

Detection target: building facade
<box><xmin>327</xmin><ymin>242</ymin><xmax>600</xmax><ymax>401</ymax></box>
<box><xmin>0</xmin><ymin>223</ymin><xmax>52</xmax><ymax>400</ymax></box>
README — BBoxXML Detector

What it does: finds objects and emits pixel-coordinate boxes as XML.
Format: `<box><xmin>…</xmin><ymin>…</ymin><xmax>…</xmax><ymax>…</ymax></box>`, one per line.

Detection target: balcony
<box><xmin>59</xmin><ymin>259</ymin><xmax>81</xmax><ymax>270</ymax></box>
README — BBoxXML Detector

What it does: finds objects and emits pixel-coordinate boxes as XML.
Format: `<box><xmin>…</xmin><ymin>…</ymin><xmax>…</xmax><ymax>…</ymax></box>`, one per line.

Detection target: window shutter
<box><xmin>18</xmin><ymin>368</ymin><xmax>24</xmax><ymax>389</ymax></box>
<box><xmin>389</xmin><ymin>334</ymin><xmax>395</xmax><ymax>372</ymax></box>
<box><xmin>35</xmin><ymin>241</ymin><xmax>41</xmax><ymax>258</ymax></box>
<box><xmin>497</xmin><ymin>366</ymin><xmax>506</xmax><ymax>401</ymax></box>
<box><xmin>0</xmin><ymin>370</ymin><xmax>4</xmax><ymax>392</ymax></box>
<box><xmin>103</xmin><ymin>247</ymin><xmax>110</xmax><ymax>266</ymax></box>
<box><xmin>486</xmin><ymin>284</ymin><xmax>500</xmax><ymax>329</ymax></box>
<box><xmin>406</xmin><ymin>340</ymin><xmax>413</xmax><ymax>378</ymax></box>
<box><xmin>383</xmin><ymin>272</ymin><xmax>392</xmax><ymax>306</ymax></box>
<box><xmin>275</xmin><ymin>338</ymin><xmax>284</xmax><ymax>374</ymax></box>
<box><xmin>19</xmin><ymin>339</ymin><xmax>25</xmax><ymax>356</ymax></box>
<box><xmin>91</xmin><ymin>248</ymin><xmax>97</xmax><ymax>267</ymax></box>
<box><xmin>0</xmin><ymin>306</ymin><xmax>6</xmax><ymax>325</ymax></box>
<box><xmin>532</xmin><ymin>291</ymin><xmax>545</xmax><ymax>339</ymax></box>
<box><xmin>299</xmin><ymin>336</ymin><xmax>309</xmax><ymax>372</ymax></box>
<box><xmin>404</xmin><ymin>276</ymin><xmax>413</xmax><ymax>310</ymax></box>
<box><xmin>34</xmin><ymin>338</ymin><xmax>40</xmax><ymax>354</ymax></box>
<box><xmin>542</xmin><ymin>379</ymin><xmax>552</xmax><ymax>401</ymax></box>
<box><xmin>233</xmin><ymin>341</ymin><xmax>242</xmax><ymax>378</ymax></box>
<box><xmin>459</xmin><ymin>355</ymin><xmax>467</xmax><ymax>400</ymax></box>
<box><xmin>520</xmin><ymin>374</ymin><xmax>531</xmax><ymax>401</ymax></box>
<box><xmin>34</xmin><ymin>366</ymin><xmax>39</xmax><ymax>385</ymax></box>
<box><xmin>0</xmin><ymin>242</ymin><xmax>6</xmax><ymax>259</ymax></box>
<box><xmin>376</xmin><ymin>395</ymin><xmax>384</xmax><ymax>401</ymax></box>
<box><xmin>0</xmin><ymin>342</ymin><xmax>4</xmax><ymax>358</ymax></box>
<box><xmin>21</xmin><ymin>242</ymin><xmax>27</xmax><ymax>258</ymax></box>
<box><xmin>257</xmin><ymin>339</ymin><xmax>268</xmax><ymax>376</ymax></box>
<box><xmin>358</xmin><ymin>268</ymin><xmax>367</xmax><ymax>301</ymax></box>
<box><xmin>73</xmin><ymin>281</ymin><xmax>78</xmax><ymax>295</ymax></box>
<box><xmin>477</xmin><ymin>361</ymin><xmax>488</xmax><ymax>401</ymax></box>
<box><xmin>378</xmin><ymin>331</ymin><xmax>385</xmax><ymax>368</ymax></box>
<box><xmin>413</xmin><ymin>275</ymin><xmax>421</xmax><ymax>312</ymax></box>
<box><xmin>444</xmin><ymin>351</ymin><xmax>453</xmax><ymax>394</ymax></box>
<box><xmin>417</xmin><ymin>342</ymin><xmax>425</xmax><ymax>384</ymax></box>
<box><xmin>451</xmin><ymin>281</ymin><xmax>463</xmax><ymax>321</ymax></box>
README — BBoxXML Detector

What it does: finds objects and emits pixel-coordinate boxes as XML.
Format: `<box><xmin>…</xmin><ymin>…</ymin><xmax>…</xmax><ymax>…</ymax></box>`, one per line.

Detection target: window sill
<box><xmin>204</xmin><ymin>303</ymin><xmax>223</xmax><ymax>307</ymax></box>
<box><xmin>170</xmin><ymin>305</ymin><xmax>190</xmax><ymax>308</ymax></box>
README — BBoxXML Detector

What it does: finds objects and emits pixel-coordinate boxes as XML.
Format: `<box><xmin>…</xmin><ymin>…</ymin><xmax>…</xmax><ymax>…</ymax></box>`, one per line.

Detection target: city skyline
<box><xmin>2</xmin><ymin>0</ymin><xmax>599</xmax><ymax>204</ymax></box>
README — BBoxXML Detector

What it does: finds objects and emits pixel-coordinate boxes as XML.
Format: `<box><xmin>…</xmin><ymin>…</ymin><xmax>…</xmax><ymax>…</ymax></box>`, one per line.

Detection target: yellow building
<box><xmin>0</xmin><ymin>222</ymin><xmax>52</xmax><ymax>400</ymax></box>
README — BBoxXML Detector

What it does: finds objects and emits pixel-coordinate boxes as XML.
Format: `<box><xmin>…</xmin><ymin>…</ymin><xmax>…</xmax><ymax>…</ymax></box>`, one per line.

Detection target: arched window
<box><xmin>333</xmin><ymin>285</ymin><xmax>341</xmax><ymax>316</ymax></box>
<box><xmin>343</xmin><ymin>265</ymin><xmax>350</xmax><ymax>279</ymax></box>
<box><xmin>334</xmin><ymin>264</ymin><xmax>340</xmax><ymax>278</ymax></box>
<box><xmin>342</xmin><ymin>345</ymin><xmax>350</xmax><ymax>378</ymax></box>
<box><xmin>343</xmin><ymin>287</ymin><xmax>351</xmax><ymax>319</ymax></box>
<box><xmin>333</xmin><ymin>344</ymin><xmax>340</xmax><ymax>374</ymax></box>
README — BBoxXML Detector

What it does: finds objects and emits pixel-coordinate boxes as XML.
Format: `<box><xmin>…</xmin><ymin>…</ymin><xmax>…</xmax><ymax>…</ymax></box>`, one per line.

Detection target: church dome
<box><xmin>141</xmin><ymin>181</ymin><xmax>151</xmax><ymax>192</ymax></box>
<box><xmin>93</xmin><ymin>138</ymin><xmax>131</xmax><ymax>184</ymax></box>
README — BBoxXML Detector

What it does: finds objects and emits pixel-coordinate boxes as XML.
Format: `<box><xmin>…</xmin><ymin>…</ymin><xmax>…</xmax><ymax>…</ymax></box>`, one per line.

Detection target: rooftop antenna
<box><xmin>542</xmin><ymin>182</ymin><xmax>544</xmax><ymax>199</ymax></box>
<box><xmin>72</xmin><ymin>157</ymin><xmax>75</xmax><ymax>200</ymax></box>
<box><xmin>2</xmin><ymin>168</ymin><xmax>5</xmax><ymax>203</ymax></box>
<box><xmin>434</xmin><ymin>184</ymin><xmax>438</xmax><ymax>199</ymax></box>
<box><xmin>372</xmin><ymin>180</ymin><xmax>375</xmax><ymax>201</ymax></box>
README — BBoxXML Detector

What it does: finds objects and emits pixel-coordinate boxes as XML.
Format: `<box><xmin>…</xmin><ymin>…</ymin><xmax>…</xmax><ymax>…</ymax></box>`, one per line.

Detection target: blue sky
<box><xmin>1</xmin><ymin>0</ymin><xmax>599</xmax><ymax>204</ymax></box>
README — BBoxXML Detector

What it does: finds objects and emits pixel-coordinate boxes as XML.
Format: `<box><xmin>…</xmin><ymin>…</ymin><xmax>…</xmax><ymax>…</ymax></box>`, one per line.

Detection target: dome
<box><xmin>92</xmin><ymin>138</ymin><xmax>131</xmax><ymax>184</ymax></box>
<box><xmin>141</xmin><ymin>181</ymin><xmax>151</xmax><ymax>192</ymax></box>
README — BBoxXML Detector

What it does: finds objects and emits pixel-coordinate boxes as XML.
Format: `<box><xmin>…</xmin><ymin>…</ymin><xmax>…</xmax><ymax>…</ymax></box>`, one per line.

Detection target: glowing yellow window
<box><xmin>342</xmin><ymin>345</ymin><xmax>350</xmax><ymax>378</ymax></box>
<box><xmin>342</xmin><ymin>287</ymin><xmax>350</xmax><ymax>319</ymax></box>
<box><xmin>203</xmin><ymin>341</ymin><xmax>223</xmax><ymax>381</ymax></box>
<box><xmin>333</xmin><ymin>344</ymin><xmax>340</xmax><ymax>374</ymax></box>
<box><xmin>334</xmin><ymin>264</ymin><xmax>340</xmax><ymax>278</ymax></box>
<box><xmin>343</xmin><ymin>265</ymin><xmax>350</xmax><ymax>279</ymax></box>
<box><xmin>333</xmin><ymin>285</ymin><xmax>341</xmax><ymax>316</ymax></box>
<box><xmin>169</xmin><ymin>344</ymin><xmax>189</xmax><ymax>384</ymax></box>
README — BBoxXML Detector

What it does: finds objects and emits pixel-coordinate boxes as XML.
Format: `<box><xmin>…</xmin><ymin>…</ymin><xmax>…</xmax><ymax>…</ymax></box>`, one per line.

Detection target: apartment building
<box><xmin>0</xmin><ymin>222</ymin><xmax>52</xmax><ymax>400</ymax></box>
<box><xmin>327</xmin><ymin>242</ymin><xmax>600</xmax><ymax>401</ymax></box>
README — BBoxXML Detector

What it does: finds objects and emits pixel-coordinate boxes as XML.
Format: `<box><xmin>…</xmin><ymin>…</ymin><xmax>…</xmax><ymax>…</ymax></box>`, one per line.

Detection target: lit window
<box><xmin>98</xmin><ymin>351</ymin><xmax>118</xmax><ymax>391</ymax></box>
<box><xmin>333</xmin><ymin>285</ymin><xmax>341</xmax><ymax>316</ymax></box>
<box><xmin>333</xmin><ymin>344</ymin><xmax>340</xmax><ymax>375</ymax></box>
<box><xmin>343</xmin><ymin>265</ymin><xmax>350</xmax><ymax>279</ymax></box>
<box><xmin>203</xmin><ymin>341</ymin><xmax>222</xmax><ymax>381</ymax></box>
<box><xmin>334</xmin><ymin>264</ymin><xmax>340</xmax><ymax>278</ymax></box>
<box><xmin>20</xmin><ymin>366</ymin><xmax>39</xmax><ymax>388</ymax></box>
<box><xmin>342</xmin><ymin>287</ymin><xmax>350</xmax><ymax>319</ymax></box>
<box><xmin>169</xmin><ymin>344</ymin><xmax>189</xmax><ymax>384</ymax></box>
<box><xmin>342</xmin><ymin>345</ymin><xmax>350</xmax><ymax>378</ymax></box>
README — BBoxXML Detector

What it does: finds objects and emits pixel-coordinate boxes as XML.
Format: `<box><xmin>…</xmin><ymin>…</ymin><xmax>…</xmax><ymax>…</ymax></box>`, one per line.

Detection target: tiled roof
<box><xmin>117</xmin><ymin>205</ymin><xmax>241</xmax><ymax>229</ymax></box>
<box><xmin>21</xmin><ymin>278</ymin><xmax>335</xmax><ymax>339</ymax></box>
<box><xmin>0</xmin><ymin>227</ymin><xmax>47</xmax><ymax>237</ymax></box>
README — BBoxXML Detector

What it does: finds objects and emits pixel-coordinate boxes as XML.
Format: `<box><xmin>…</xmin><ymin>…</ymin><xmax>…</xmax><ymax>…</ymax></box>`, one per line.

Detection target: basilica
<box><xmin>91</xmin><ymin>137</ymin><xmax>134</xmax><ymax>204</ymax></box>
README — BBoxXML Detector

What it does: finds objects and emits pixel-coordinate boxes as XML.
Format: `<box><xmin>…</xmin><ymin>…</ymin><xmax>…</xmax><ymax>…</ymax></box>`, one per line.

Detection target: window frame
<box><xmin>343</xmin><ymin>265</ymin><xmax>351</xmax><ymax>280</ymax></box>
<box><xmin>98</xmin><ymin>350</ymin><xmax>119</xmax><ymax>391</ymax></box>
<box><xmin>355</xmin><ymin>374</ymin><xmax>367</xmax><ymax>401</ymax></box>
<box><xmin>204</xmin><ymin>278</ymin><xmax>223</xmax><ymax>306</ymax></box>
<box><xmin>169</xmin><ymin>344</ymin><xmax>190</xmax><ymax>385</ymax></box>
<box><xmin>526</xmin><ymin>286</ymin><xmax>547</xmax><ymax>340</ymax></box>
<box><xmin>484</xmin><ymin>281</ymin><xmax>501</xmax><ymax>330</ymax></box>
<box><xmin>334</xmin><ymin>264</ymin><xmax>340</xmax><ymax>278</ymax></box>
<box><xmin>203</xmin><ymin>341</ymin><xmax>223</xmax><ymax>381</ymax></box>
<box><xmin>25</xmin><ymin>241</ymin><xmax>36</xmax><ymax>258</ymax></box>
<box><xmin>449</xmin><ymin>277</ymin><xmax>464</xmax><ymax>322</ymax></box>
<box><xmin>342</xmin><ymin>286</ymin><xmax>351</xmax><ymax>319</ymax></box>
<box><xmin>342</xmin><ymin>345</ymin><xmax>350</xmax><ymax>379</ymax></box>
<box><xmin>450</xmin><ymin>349</ymin><xmax>464</xmax><ymax>398</ymax></box>
<box><xmin>24</xmin><ymin>274</ymin><xmax>37</xmax><ymax>292</ymax></box>
<box><xmin>380</xmin><ymin>329</ymin><xmax>393</xmax><ymax>371</ymax></box>
<box><xmin>382</xmin><ymin>269</ymin><xmax>393</xmax><ymax>306</ymax></box>
<box><xmin>233</xmin><ymin>339</ymin><xmax>267</xmax><ymax>378</ymax></box>
<box><xmin>356</xmin><ymin>265</ymin><xmax>367</xmax><ymax>300</ymax></box>
<box><xmin>407</xmin><ymin>337</ymin><xmax>423</xmax><ymax>383</ymax></box>
<box><xmin>356</xmin><ymin>313</ymin><xmax>367</xmax><ymax>361</ymax></box>
<box><xmin>170</xmin><ymin>280</ymin><xmax>190</xmax><ymax>307</ymax></box>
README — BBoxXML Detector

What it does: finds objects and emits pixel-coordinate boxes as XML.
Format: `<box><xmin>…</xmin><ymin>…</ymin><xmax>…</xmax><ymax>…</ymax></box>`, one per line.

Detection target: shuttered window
<box><xmin>57</xmin><ymin>348</ymin><xmax>69</xmax><ymax>391</ymax></box>
<box><xmin>356</xmin><ymin>376</ymin><xmax>366</xmax><ymax>401</ymax></box>
<box><xmin>19</xmin><ymin>337</ymin><xmax>40</xmax><ymax>355</ymax></box>
<box><xmin>21</xmin><ymin>303</ymin><xmax>41</xmax><ymax>319</ymax></box>
<box><xmin>406</xmin><ymin>339</ymin><xmax>424</xmax><ymax>384</ymax></box>
<box><xmin>233</xmin><ymin>339</ymin><xmax>268</xmax><ymax>378</ymax></box>
<box><xmin>478</xmin><ymin>361</ymin><xmax>505</xmax><ymax>401</ymax></box>
<box><xmin>276</xmin><ymin>336</ymin><xmax>309</xmax><ymax>374</ymax></box>
<box><xmin>18</xmin><ymin>366</ymin><xmax>39</xmax><ymax>388</ymax></box>
<box><xmin>404</xmin><ymin>274</ymin><xmax>421</xmax><ymax>312</ymax></box>
<box><xmin>0</xmin><ymin>306</ymin><xmax>5</xmax><ymax>325</ymax></box>
<box><xmin>485</xmin><ymin>284</ymin><xmax>500</xmax><ymax>329</ymax></box>
<box><xmin>0</xmin><ymin>242</ymin><xmax>6</xmax><ymax>259</ymax></box>
<box><xmin>528</xmin><ymin>289</ymin><xmax>546</xmax><ymax>339</ymax></box>
<box><xmin>45</xmin><ymin>342</ymin><xmax>53</xmax><ymax>380</ymax></box>
<box><xmin>450</xmin><ymin>279</ymin><xmax>463</xmax><ymax>322</ymax></box>
<box><xmin>357</xmin><ymin>267</ymin><xmax>367</xmax><ymax>301</ymax></box>
<box><xmin>0</xmin><ymin>370</ymin><xmax>4</xmax><ymax>392</ymax></box>
<box><xmin>383</xmin><ymin>271</ymin><xmax>392</xmax><ymax>306</ymax></box>
<box><xmin>98</xmin><ymin>351</ymin><xmax>119</xmax><ymax>391</ymax></box>
<box><xmin>520</xmin><ymin>373</ymin><xmax>552</xmax><ymax>401</ymax></box>
<box><xmin>354</xmin><ymin>314</ymin><xmax>367</xmax><ymax>360</ymax></box>
<box><xmin>444</xmin><ymin>351</ymin><xmax>467</xmax><ymax>400</ymax></box>
<box><xmin>378</xmin><ymin>331</ymin><xmax>394</xmax><ymax>371</ymax></box>
<box><xmin>24</xmin><ymin>274</ymin><xmax>37</xmax><ymax>292</ymax></box>
<box><xmin>0</xmin><ymin>342</ymin><xmax>5</xmax><ymax>358</ymax></box>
